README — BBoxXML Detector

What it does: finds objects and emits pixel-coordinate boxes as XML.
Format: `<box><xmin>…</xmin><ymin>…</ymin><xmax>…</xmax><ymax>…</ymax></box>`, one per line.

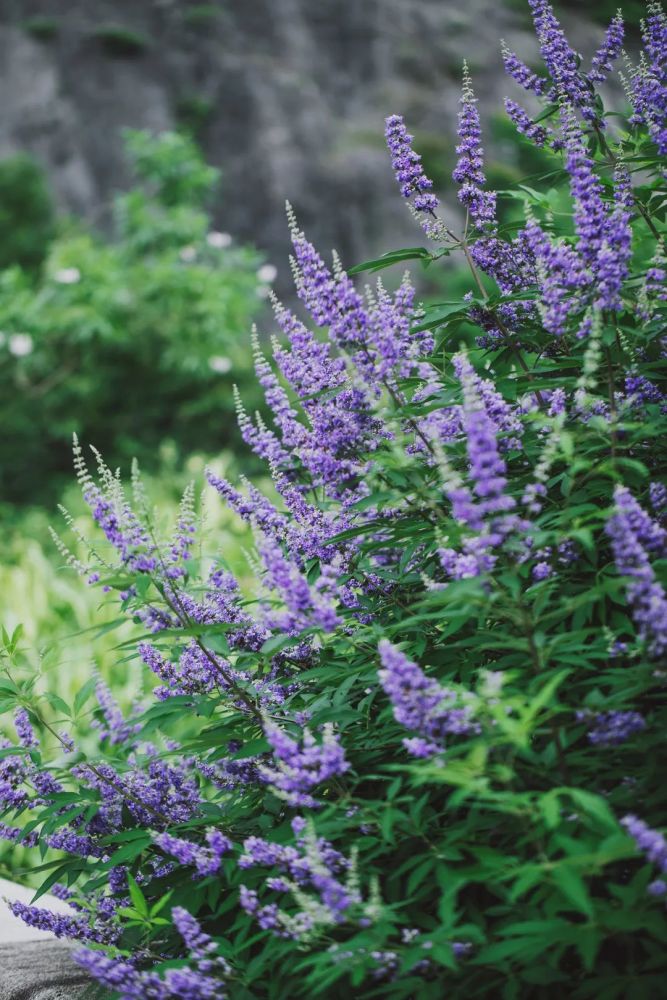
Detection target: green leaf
<box><xmin>554</xmin><ymin>865</ymin><xmax>594</xmax><ymax>919</ymax></box>
<box><xmin>74</xmin><ymin>677</ymin><xmax>98</xmax><ymax>716</ymax></box>
<box><xmin>127</xmin><ymin>874</ymin><xmax>149</xmax><ymax>917</ymax></box>
<box><xmin>348</xmin><ymin>247</ymin><xmax>432</xmax><ymax>274</ymax></box>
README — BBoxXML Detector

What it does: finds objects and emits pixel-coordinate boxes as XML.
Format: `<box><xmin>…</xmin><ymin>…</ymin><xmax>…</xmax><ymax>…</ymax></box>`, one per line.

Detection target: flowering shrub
<box><xmin>1</xmin><ymin>2</ymin><xmax>666</xmax><ymax>996</ymax></box>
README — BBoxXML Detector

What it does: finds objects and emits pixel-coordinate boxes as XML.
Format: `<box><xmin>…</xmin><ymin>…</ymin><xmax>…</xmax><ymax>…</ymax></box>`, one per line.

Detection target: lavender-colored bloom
<box><xmin>624</xmin><ymin>4</ymin><xmax>667</xmax><ymax>153</ymax></box>
<box><xmin>0</xmin><ymin>820</ymin><xmax>38</xmax><ymax>847</ymax></box>
<box><xmin>139</xmin><ymin>639</ymin><xmax>244</xmax><ymax>701</ymax></box>
<box><xmin>75</xmin><ymin>910</ymin><xmax>228</xmax><ymax>998</ymax></box>
<box><xmin>72</xmin><ymin>950</ymin><xmax>141</xmax><ymax>995</ymax></box>
<box><xmin>172</xmin><ymin>906</ymin><xmax>221</xmax><ymax>962</ymax></box>
<box><xmin>589</xmin><ymin>10</ymin><xmax>624</xmax><ymax>84</ymax></box>
<box><xmin>650</xmin><ymin>481</ymin><xmax>667</xmax><ymax>518</ymax></box>
<box><xmin>504</xmin><ymin>98</ymin><xmax>549</xmax><ymax>147</ymax></box>
<box><xmin>582</xmin><ymin>709</ymin><xmax>646</xmax><ymax>746</ymax></box>
<box><xmin>561</xmin><ymin>104</ymin><xmax>609</xmax><ymax>269</ymax></box>
<box><xmin>258</xmin><ymin>527</ymin><xmax>341</xmax><ymax>633</ymax></box>
<box><xmin>523</xmin><ymin>217</ymin><xmax>587</xmax><ymax>336</ymax></box>
<box><xmin>378</xmin><ymin>640</ymin><xmax>477</xmax><ymax>755</ymax></box>
<box><xmin>92</xmin><ymin>678</ymin><xmax>141</xmax><ymax>746</ymax></box>
<box><xmin>44</xmin><ymin>829</ymin><xmax>102</xmax><ymax>858</ymax></box>
<box><xmin>402</xmin><ymin>737</ymin><xmax>444</xmax><ymax>758</ymax></box>
<box><xmin>501</xmin><ymin>40</ymin><xmax>548</xmax><ymax>95</ymax></box>
<box><xmin>455</xmin><ymin>353</ymin><xmax>516</xmax><ymax>518</ymax></box>
<box><xmin>259</xmin><ymin>720</ymin><xmax>349</xmax><ymax>808</ymax></box>
<box><xmin>385</xmin><ymin>114</ymin><xmax>439</xmax><ymax>215</ymax></box>
<box><xmin>154</xmin><ymin>828</ymin><xmax>232</xmax><ymax>877</ymax></box>
<box><xmin>606</xmin><ymin>484</ymin><xmax>667</xmax><ymax>658</ymax></box>
<box><xmin>288</xmin><ymin>209</ymin><xmax>367</xmax><ymax>348</ymax></box>
<box><xmin>611</xmin><ymin>486</ymin><xmax>666</xmax><ymax>556</ymax></box>
<box><xmin>625</xmin><ymin>375</ymin><xmax>665</xmax><ymax>410</ymax></box>
<box><xmin>239</xmin><ymin>820</ymin><xmax>360</xmax><ymax>939</ymax></box>
<box><xmin>452</xmin><ymin>65</ymin><xmax>496</xmax><ymax>230</ymax></box>
<box><xmin>14</xmin><ymin>708</ymin><xmax>37</xmax><ymax>748</ymax></box>
<box><xmin>75</xmin><ymin>748</ymin><xmax>201</xmax><ymax>830</ymax></box>
<box><xmin>622</xmin><ymin>814</ymin><xmax>667</xmax><ymax>873</ymax></box>
<box><xmin>595</xmin><ymin>165</ymin><xmax>633</xmax><ymax>311</ymax></box>
<box><xmin>528</xmin><ymin>0</ymin><xmax>596</xmax><ymax>120</ymax></box>
<box><xmin>9</xmin><ymin>900</ymin><xmax>117</xmax><ymax>944</ymax></box>
<box><xmin>532</xmin><ymin>561</ymin><xmax>552</xmax><ymax>581</ymax></box>
<box><xmin>166</xmin><ymin>486</ymin><xmax>198</xmax><ymax>579</ymax></box>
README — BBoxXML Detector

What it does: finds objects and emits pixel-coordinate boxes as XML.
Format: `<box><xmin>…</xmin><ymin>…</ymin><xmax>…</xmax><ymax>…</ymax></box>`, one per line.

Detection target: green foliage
<box><xmin>182</xmin><ymin>5</ymin><xmax>224</xmax><ymax>27</ymax></box>
<box><xmin>93</xmin><ymin>24</ymin><xmax>151</xmax><ymax>58</ymax></box>
<box><xmin>0</xmin><ymin>154</ymin><xmax>55</xmax><ymax>273</ymax></box>
<box><xmin>0</xmin><ymin>130</ymin><xmax>264</xmax><ymax>505</ymax></box>
<box><xmin>176</xmin><ymin>94</ymin><xmax>216</xmax><ymax>139</ymax></box>
<box><xmin>22</xmin><ymin>17</ymin><xmax>59</xmax><ymax>41</ymax></box>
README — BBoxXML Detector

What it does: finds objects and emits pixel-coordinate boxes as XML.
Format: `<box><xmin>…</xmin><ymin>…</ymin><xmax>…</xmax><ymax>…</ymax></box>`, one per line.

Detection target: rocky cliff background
<box><xmin>0</xmin><ymin>0</ymin><xmax>633</xmax><ymax>289</ymax></box>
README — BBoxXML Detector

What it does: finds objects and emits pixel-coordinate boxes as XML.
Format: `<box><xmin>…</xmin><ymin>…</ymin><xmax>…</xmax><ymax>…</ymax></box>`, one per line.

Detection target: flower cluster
<box><xmin>239</xmin><ymin>817</ymin><xmax>372</xmax><ymax>940</ymax></box>
<box><xmin>75</xmin><ymin>907</ymin><xmax>230</xmax><ymax>999</ymax></box>
<box><xmin>378</xmin><ymin>641</ymin><xmax>477</xmax><ymax>757</ymax></box>
<box><xmin>606</xmin><ymin>485</ymin><xmax>667</xmax><ymax>659</ymax></box>
<box><xmin>259</xmin><ymin>720</ymin><xmax>349</xmax><ymax>808</ymax></box>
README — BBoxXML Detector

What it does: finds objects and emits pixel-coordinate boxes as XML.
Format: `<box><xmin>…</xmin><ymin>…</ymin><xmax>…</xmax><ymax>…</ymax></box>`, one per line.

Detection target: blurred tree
<box><xmin>0</xmin><ymin>131</ymin><xmax>267</xmax><ymax>505</ymax></box>
<box><xmin>0</xmin><ymin>154</ymin><xmax>55</xmax><ymax>273</ymax></box>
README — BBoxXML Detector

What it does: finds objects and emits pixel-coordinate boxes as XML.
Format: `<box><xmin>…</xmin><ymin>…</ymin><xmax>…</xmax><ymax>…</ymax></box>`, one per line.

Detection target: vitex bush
<box><xmin>0</xmin><ymin>2</ymin><xmax>666</xmax><ymax>997</ymax></box>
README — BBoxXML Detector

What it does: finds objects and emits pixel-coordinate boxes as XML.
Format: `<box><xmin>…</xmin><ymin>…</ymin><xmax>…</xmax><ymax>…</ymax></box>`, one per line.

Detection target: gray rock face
<box><xmin>0</xmin><ymin>940</ymin><xmax>92</xmax><ymax>999</ymax></box>
<box><xmin>0</xmin><ymin>0</ymin><xmax>607</xmax><ymax>290</ymax></box>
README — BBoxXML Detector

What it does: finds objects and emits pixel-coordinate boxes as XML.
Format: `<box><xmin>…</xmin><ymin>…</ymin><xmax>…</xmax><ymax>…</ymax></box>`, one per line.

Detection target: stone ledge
<box><xmin>0</xmin><ymin>939</ymin><xmax>92</xmax><ymax>999</ymax></box>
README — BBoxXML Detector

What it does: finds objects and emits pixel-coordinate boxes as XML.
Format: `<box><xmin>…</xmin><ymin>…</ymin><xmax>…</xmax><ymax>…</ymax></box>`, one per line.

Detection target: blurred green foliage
<box><xmin>0</xmin><ymin>154</ymin><xmax>55</xmax><ymax>273</ymax></box>
<box><xmin>0</xmin><ymin>130</ymin><xmax>266</xmax><ymax>506</ymax></box>
<box><xmin>93</xmin><ymin>24</ymin><xmax>151</xmax><ymax>57</ymax></box>
<box><xmin>21</xmin><ymin>16</ymin><xmax>59</xmax><ymax>41</ymax></box>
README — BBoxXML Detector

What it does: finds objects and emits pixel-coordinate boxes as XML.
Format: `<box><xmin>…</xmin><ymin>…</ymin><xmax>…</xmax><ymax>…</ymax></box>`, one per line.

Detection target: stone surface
<box><xmin>0</xmin><ymin>0</ymin><xmax>616</xmax><ymax>296</ymax></box>
<box><xmin>0</xmin><ymin>940</ymin><xmax>92</xmax><ymax>999</ymax></box>
<box><xmin>0</xmin><ymin>878</ymin><xmax>94</xmax><ymax>999</ymax></box>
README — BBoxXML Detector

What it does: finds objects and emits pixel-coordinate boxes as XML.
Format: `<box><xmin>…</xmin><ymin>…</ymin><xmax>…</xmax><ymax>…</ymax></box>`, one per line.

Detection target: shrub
<box><xmin>0</xmin><ymin>130</ymin><xmax>265</xmax><ymax>506</ymax></box>
<box><xmin>1</xmin><ymin>2</ymin><xmax>666</xmax><ymax>997</ymax></box>
<box><xmin>0</xmin><ymin>154</ymin><xmax>55</xmax><ymax>273</ymax></box>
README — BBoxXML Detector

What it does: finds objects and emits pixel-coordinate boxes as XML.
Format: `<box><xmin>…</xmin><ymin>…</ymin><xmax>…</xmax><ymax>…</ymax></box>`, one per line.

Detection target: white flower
<box><xmin>480</xmin><ymin>669</ymin><xmax>505</xmax><ymax>697</ymax></box>
<box><xmin>208</xmin><ymin>355</ymin><xmax>232</xmax><ymax>374</ymax></box>
<box><xmin>256</xmin><ymin>263</ymin><xmax>277</xmax><ymax>284</ymax></box>
<box><xmin>54</xmin><ymin>267</ymin><xmax>81</xmax><ymax>284</ymax></box>
<box><xmin>179</xmin><ymin>246</ymin><xmax>197</xmax><ymax>263</ymax></box>
<box><xmin>206</xmin><ymin>231</ymin><xmax>232</xmax><ymax>249</ymax></box>
<box><xmin>9</xmin><ymin>333</ymin><xmax>33</xmax><ymax>357</ymax></box>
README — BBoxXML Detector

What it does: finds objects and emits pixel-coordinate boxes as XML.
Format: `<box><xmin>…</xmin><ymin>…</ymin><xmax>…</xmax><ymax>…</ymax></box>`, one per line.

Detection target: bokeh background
<box><xmin>0</xmin><ymin>0</ymin><xmax>646</xmax><ymax>876</ymax></box>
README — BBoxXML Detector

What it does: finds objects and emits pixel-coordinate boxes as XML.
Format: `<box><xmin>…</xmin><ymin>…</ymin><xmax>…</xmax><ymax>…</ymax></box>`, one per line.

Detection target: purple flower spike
<box><xmin>584</xmin><ymin>709</ymin><xmax>646</xmax><ymax>746</ymax></box>
<box><xmin>528</xmin><ymin>0</ymin><xmax>596</xmax><ymax>120</ymax></box>
<box><xmin>504</xmin><ymin>99</ymin><xmax>549</xmax><ymax>147</ymax></box>
<box><xmin>378</xmin><ymin>640</ymin><xmax>476</xmax><ymax>756</ymax></box>
<box><xmin>14</xmin><ymin>708</ymin><xmax>37</xmax><ymax>749</ymax></box>
<box><xmin>452</xmin><ymin>64</ymin><xmax>496</xmax><ymax>231</ymax></box>
<box><xmin>589</xmin><ymin>10</ymin><xmax>624</xmax><ymax>84</ymax></box>
<box><xmin>501</xmin><ymin>41</ymin><xmax>549</xmax><ymax>95</ymax></box>
<box><xmin>260</xmin><ymin>719</ymin><xmax>349</xmax><ymax>807</ymax></box>
<box><xmin>385</xmin><ymin>114</ymin><xmax>439</xmax><ymax>216</ymax></box>
<box><xmin>154</xmin><ymin>828</ymin><xmax>232</xmax><ymax>878</ymax></box>
<box><xmin>606</xmin><ymin>485</ymin><xmax>667</xmax><ymax>659</ymax></box>
<box><xmin>622</xmin><ymin>814</ymin><xmax>667</xmax><ymax>874</ymax></box>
